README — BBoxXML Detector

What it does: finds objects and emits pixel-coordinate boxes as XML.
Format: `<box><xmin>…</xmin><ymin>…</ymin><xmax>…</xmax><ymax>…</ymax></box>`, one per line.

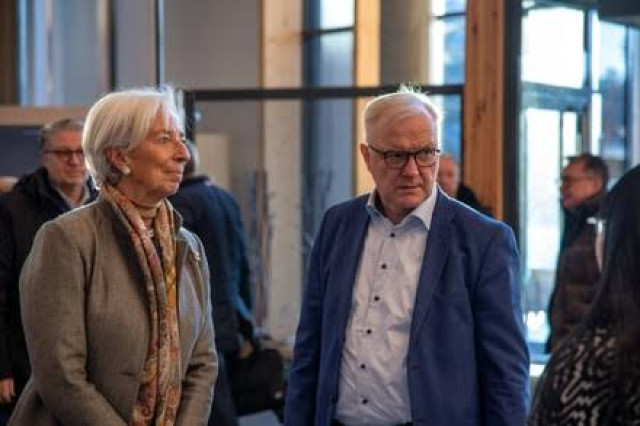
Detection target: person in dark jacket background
<box><xmin>0</xmin><ymin>118</ymin><xmax>97</xmax><ymax>422</ymax></box>
<box><xmin>437</xmin><ymin>153</ymin><xmax>492</xmax><ymax>216</ymax></box>
<box><xmin>169</xmin><ymin>140</ymin><xmax>254</xmax><ymax>426</ymax></box>
<box><xmin>529</xmin><ymin>164</ymin><xmax>640</xmax><ymax>425</ymax></box>
<box><xmin>546</xmin><ymin>153</ymin><xmax>608</xmax><ymax>353</ymax></box>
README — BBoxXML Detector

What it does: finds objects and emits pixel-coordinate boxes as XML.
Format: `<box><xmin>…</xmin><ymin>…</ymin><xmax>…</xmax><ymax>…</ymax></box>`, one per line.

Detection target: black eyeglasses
<box><xmin>43</xmin><ymin>149</ymin><xmax>85</xmax><ymax>161</ymax></box>
<box><xmin>368</xmin><ymin>145</ymin><xmax>441</xmax><ymax>169</ymax></box>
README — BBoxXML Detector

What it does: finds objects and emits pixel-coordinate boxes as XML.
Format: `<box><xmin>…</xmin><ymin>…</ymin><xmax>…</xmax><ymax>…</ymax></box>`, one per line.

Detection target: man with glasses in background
<box><xmin>0</xmin><ymin>118</ymin><xmax>97</xmax><ymax>423</ymax></box>
<box><xmin>285</xmin><ymin>87</ymin><xmax>529</xmax><ymax>426</ymax></box>
<box><xmin>546</xmin><ymin>154</ymin><xmax>608</xmax><ymax>353</ymax></box>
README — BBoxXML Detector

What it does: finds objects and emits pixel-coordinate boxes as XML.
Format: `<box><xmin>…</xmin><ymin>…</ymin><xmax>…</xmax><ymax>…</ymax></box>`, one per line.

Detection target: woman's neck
<box><xmin>113</xmin><ymin>182</ymin><xmax>162</xmax><ymax>227</ymax></box>
<box><xmin>130</xmin><ymin>199</ymin><xmax>160</xmax><ymax>228</ymax></box>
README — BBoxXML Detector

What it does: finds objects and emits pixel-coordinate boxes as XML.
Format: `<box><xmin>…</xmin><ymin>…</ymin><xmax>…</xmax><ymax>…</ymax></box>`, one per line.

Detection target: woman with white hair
<box><xmin>9</xmin><ymin>87</ymin><xmax>217</xmax><ymax>426</ymax></box>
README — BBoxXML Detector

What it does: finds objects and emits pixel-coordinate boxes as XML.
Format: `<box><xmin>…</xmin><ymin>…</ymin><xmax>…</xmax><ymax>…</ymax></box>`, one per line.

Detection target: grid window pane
<box><xmin>432</xmin><ymin>0</ymin><xmax>466</xmax><ymax>17</ymax></box>
<box><xmin>319</xmin><ymin>0</ymin><xmax>354</xmax><ymax>29</ymax></box>
<box><xmin>429</xmin><ymin>16</ymin><xmax>466</xmax><ymax>85</ymax></box>
<box><xmin>522</xmin><ymin>7</ymin><xmax>585</xmax><ymax>88</ymax></box>
<box><xmin>307</xmin><ymin>32</ymin><xmax>354</xmax><ymax>86</ymax></box>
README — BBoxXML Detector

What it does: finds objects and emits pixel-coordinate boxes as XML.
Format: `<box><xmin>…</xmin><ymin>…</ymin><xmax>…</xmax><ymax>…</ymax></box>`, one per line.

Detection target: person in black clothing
<box><xmin>546</xmin><ymin>154</ymin><xmax>608</xmax><ymax>353</ymax></box>
<box><xmin>529</xmin><ymin>164</ymin><xmax>640</xmax><ymax>425</ymax></box>
<box><xmin>437</xmin><ymin>153</ymin><xmax>492</xmax><ymax>216</ymax></box>
<box><xmin>0</xmin><ymin>118</ymin><xmax>97</xmax><ymax>422</ymax></box>
<box><xmin>169</xmin><ymin>141</ymin><xmax>254</xmax><ymax>426</ymax></box>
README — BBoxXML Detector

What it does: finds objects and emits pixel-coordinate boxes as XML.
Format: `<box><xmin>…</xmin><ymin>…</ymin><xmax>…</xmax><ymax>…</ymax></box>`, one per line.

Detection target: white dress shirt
<box><xmin>335</xmin><ymin>188</ymin><xmax>437</xmax><ymax>426</ymax></box>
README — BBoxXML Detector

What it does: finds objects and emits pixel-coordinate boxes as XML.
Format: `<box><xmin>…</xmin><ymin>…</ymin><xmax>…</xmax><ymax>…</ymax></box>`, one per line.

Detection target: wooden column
<box><xmin>353</xmin><ymin>0</ymin><xmax>380</xmax><ymax>196</ymax></box>
<box><xmin>464</xmin><ymin>0</ymin><xmax>506</xmax><ymax>218</ymax></box>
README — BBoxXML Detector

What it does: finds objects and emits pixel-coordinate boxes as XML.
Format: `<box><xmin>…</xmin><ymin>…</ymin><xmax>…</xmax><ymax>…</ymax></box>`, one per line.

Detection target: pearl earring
<box><xmin>122</xmin><ymin>165</ymin><xmax>131</xmax><ymax>176</ymax></box>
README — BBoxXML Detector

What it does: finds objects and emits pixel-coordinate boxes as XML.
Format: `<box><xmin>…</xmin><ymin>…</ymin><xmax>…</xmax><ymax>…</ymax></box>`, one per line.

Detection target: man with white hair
<box><xmin>285</xmin><ymin>87</ymin><xmax>529</xmax><ymax>426</ymax></box>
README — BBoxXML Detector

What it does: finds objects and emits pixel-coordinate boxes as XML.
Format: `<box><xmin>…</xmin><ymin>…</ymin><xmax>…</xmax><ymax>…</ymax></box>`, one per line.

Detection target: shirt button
<box><xmin>381</xmin><ymin>263</ymin><xmax>387</xmax><ymax>269</ymax></box>
<box><xmin>390</xmin><ymin>232</ymin><xmax>396</xmax><ymax>238</ymax></box>
<box><xmin>366</xmin><ymin>329</ymin><xmax>372</xmax><ymax>334</ymax></box>
<box><xmin>362</xmin><ymin>398</ymin><xmax>368</xmax><ymax>404</ymax></box>
<box><xmin>360</xmin><ymin>363</ymin><xmax>366</xmax><ymax>369</ymax></box>
<box><xmin>374</xmin><ymin>295</ymin><xmax>380</xmax><ymax>302</ymax></box>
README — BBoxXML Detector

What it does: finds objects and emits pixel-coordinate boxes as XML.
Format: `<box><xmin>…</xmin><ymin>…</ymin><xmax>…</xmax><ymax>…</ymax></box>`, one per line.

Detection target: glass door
<box><xmin>520</xmin><ymin>103</ymin><xmax>587</xmax><ymax>354</ymax></box>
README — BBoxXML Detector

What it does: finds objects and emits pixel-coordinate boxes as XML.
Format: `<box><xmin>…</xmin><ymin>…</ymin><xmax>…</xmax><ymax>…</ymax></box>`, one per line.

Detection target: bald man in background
<box><xmin>437</xmin><ymin>154</ymin><xmax>491</xmax><ymax>216</ymax></box>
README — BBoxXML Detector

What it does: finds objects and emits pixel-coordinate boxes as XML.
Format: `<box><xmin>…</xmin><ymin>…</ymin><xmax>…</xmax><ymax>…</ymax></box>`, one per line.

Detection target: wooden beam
<box><xmin>464</xmin><ymin>0</ymin><xmax>505</xmax><ymax>219</ymax></box>
<box><xmin>354</xmin><ymin>0</ymin><xmax>380</xmax><ymax>196</ymax></box>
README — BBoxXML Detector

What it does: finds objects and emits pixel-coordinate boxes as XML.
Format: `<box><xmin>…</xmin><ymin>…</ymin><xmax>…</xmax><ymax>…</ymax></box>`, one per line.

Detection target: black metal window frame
<box><xmin>181</xmin><ymin>85</ymin><xmax>464</xmax><ymax>140</ymax></box>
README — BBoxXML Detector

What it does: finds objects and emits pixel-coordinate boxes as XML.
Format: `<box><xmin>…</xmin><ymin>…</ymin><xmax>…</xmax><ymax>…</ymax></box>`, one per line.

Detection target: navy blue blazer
<box><xmin>285</xmin><ymin>191</ymin><xmax>530</xmax><ymax>426</ymax></box>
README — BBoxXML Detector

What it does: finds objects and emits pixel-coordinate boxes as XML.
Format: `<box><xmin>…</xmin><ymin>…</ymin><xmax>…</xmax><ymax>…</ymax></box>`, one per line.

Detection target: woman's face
<box><xmin>118</xmin><ymin>113</ymin><xmax>189</xmax><ymax>206</ymax></box>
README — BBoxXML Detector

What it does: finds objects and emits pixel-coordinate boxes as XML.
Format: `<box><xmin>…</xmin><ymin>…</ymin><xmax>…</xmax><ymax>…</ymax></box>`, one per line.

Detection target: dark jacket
<box><xmin>547</xmin><ymin>193</ymin><xmax>605</xmax><ymax>352</ymax></box>
<box><xmin>169</xmin><ymin>176</ymin><xmax>253</xmax><ymax>355</ymax></box>
<box><xmin>456</xmin><ymin>183</ymin><xmax>492</xmax><ymax>217</ymax></box>
<box><xmin>0</xmin><ymin>167</ymin><xmax>97</xmax><ymax>396</ymax></box>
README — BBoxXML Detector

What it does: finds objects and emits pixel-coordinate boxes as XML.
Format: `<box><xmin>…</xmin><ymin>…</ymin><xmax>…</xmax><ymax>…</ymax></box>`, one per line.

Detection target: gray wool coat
<box><xmin>9</xmin><ymin>197</ymin><xmax>218</xmax><ymax>426</ymax></box>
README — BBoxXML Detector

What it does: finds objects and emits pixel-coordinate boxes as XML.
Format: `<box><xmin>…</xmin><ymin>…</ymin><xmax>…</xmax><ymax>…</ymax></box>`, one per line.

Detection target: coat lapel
<box><xmin>409</xmin><ymin>191</ymin><xmax>454</xmax><ymax>347</ymax></box>
<box><xmin>334</xmin><ymin>198</ymin><xmax>371</xmax><ymax>343</ymax></box>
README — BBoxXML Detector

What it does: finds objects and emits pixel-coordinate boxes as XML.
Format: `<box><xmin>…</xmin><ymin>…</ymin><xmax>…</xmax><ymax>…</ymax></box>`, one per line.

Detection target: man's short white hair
<box><xmin>363</xmin><ymin>84</ymin><xmax>442</xmax><ymax>145</ymax></box>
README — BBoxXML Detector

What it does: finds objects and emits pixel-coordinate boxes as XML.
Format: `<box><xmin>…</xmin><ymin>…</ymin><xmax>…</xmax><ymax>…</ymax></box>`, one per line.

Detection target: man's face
<box><xmin>41</xmin><ymin>129</ymin><xmax>87</xmax><ymax>190</ymax></box>
<box><xmin>437</xmin><ymin>156</ymin><xmax>460</xmax><ymax>197</ymax></box>
<box><xmin>360</xmin><ymin>111</ymin><xmax>438</xmax><ymax>223</ymax></box>
<box><xmin>560</xmin><ymin>160</ymin><xmax>602</xmax><ymax>209</ymax></box>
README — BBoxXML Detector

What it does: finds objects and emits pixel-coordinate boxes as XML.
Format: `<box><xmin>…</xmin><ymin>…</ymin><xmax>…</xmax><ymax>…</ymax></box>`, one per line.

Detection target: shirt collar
<box><xmin>365</xmin><ymin>185</ymin><xmax>438</xmax><ymax>230</ymax></box>
<box><xmin>53</xmin><ymin>184</ymin><xmax>89</xmax><ymax>208</ymax></box>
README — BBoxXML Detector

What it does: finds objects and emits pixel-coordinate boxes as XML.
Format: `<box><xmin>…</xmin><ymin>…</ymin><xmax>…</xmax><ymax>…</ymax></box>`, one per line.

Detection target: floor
<box><xmin>238</xmin><ymin>410</ymin><xmax>282</xmax><ymax>426</ymax></box>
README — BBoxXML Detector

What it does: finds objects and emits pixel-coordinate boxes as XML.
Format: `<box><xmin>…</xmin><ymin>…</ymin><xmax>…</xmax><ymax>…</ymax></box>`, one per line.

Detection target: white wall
<box><xmin>164</xmin><ymin>0</ymin><xmax>260</xmax><ymax>209</ymax></box>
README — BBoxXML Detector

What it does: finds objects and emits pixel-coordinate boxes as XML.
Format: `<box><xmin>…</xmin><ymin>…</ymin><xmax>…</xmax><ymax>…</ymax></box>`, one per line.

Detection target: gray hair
<box><xmin>39</xmin><ymin>118</ymin><xmax>84</xmax><ymax>149</ymax></box>
<box><xmin>82</xmin><ymin>86</ymin><xmax>183</xmax><ymax>187</ymax></box>
<box><xmin>364</xmin><ymin>84</ymin><xmax>442</xmax><ymax>145</ymax></box>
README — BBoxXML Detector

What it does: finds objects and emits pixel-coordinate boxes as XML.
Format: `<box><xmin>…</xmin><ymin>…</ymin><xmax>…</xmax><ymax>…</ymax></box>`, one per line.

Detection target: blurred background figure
<box><xmin>546</xmin><ymin>154</ymin><xmax>608</xmax><ymax>353</ymax></box>
<box><xmin>0</xmin><ymin>118</ymin><xmax>96</xmax><ymax>424</ymax></box>
<box><xmin>170</xmin><ymin>140</ymin><xmax>254</xmax><ymax>426</ymax></box>
<box><xmin>529</xmin><ymin>164</ymin><xmax>640</xmax><ymax>425</ymax></box>
<box><xmin>0</xmin><ymin>178</ymin><xmax>17</xmax><ymax>195</ymax></box>
<box><xmin>170</xmin><ymin>141</ymin><xmax>285</xmax><ymax>423</ymax></box>
<box><xmin>437</xmin><ymin>153</ymin><xmax>491</xmax><ymax>216</ymax></box>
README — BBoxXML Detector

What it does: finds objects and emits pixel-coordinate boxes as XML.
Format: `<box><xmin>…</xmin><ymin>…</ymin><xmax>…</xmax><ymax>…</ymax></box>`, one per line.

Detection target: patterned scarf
<box><xmin>103</xmin><ymin>185</ymin><xmax>182</xmax><ymax>425</ymax></box>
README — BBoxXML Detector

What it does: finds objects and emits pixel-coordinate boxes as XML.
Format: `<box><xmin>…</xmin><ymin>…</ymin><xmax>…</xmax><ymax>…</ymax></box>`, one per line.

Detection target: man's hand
<box><xmin>0</xmin><ymin>378</ymin><xmax>15</xmax><ymax>404</ymax></box>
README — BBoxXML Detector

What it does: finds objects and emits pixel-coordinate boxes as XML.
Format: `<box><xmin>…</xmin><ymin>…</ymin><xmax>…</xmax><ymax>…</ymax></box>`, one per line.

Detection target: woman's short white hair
<box><xmin>364</xmin><ymin>84</ymin><xmax>442</xmax><ymax>145</ymax></box>
<box><xmin>82</xmin><ymin>86</ymin><xmax>183</xmax><ymax>187</ymax></box>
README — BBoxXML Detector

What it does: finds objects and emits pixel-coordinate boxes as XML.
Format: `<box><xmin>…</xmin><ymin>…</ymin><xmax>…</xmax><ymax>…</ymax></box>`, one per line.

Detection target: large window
<box><xmin>302</xmin><ymin>0</ymin><xmax>355</xmax><ymax>263</ymax></box>
<box><xmin>519</xmin><ymin>1</ymin><xmax>639</xmax><ymax>358</ymax></box>
<box><xmin>19</xmin><ymin>0</ymin><xmax>111</xmax><ymax>105</ymax></box>
<box><xmin>430</xmin><ymin>0</ymin><xmax>466</xmax><ymax>161</ymax></box>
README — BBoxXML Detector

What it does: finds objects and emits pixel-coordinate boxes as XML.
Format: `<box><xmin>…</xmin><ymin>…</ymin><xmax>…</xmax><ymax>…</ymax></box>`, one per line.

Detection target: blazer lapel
<box><xmin>174</xmin><ymin>232</ymin><xmax>193</xmax><ymax>371</ymax></box>
<box><xmin>334</xmin><ymin>199</ymin><xmax>371</xmax><ymax>343</ymax></box>
<box><xmin>409</xmin><ymin>191</ymin><xmax>454</xmax><ymax>347</ymax></box>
